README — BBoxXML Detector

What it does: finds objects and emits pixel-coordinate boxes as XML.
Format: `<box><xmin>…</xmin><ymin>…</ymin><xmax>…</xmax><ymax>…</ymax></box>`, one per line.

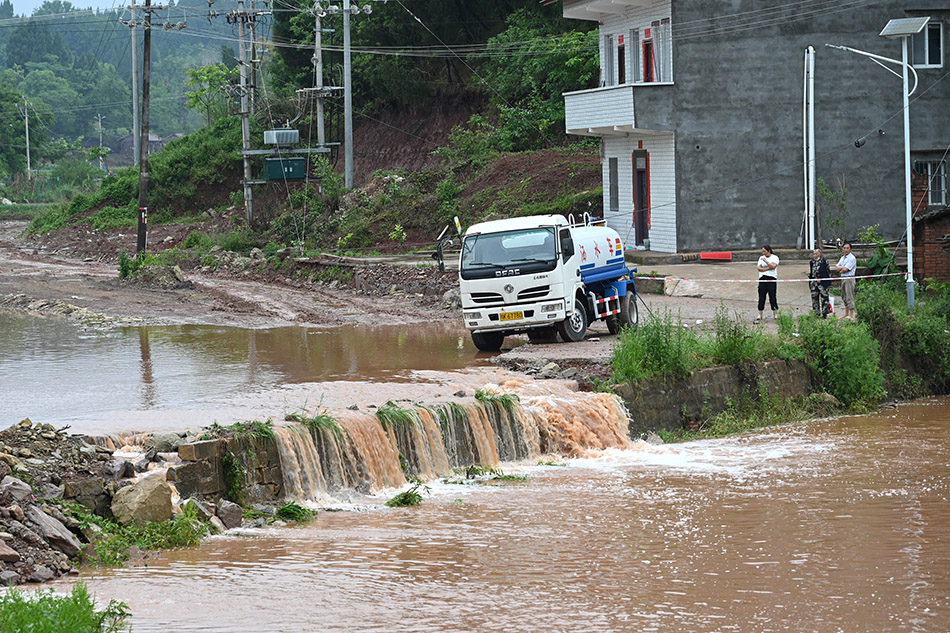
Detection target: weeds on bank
<box><xmin>0</xmin><ymin>582</ymin><xmax>130</xmax><ymax>633</ymax></box>
<box><xmin>222</xmin><ymin>450</ymin><xmax>247</xmax><ymax>504</ymax></box>
<box><xmin>59</xmin><ymin>501</ymin><xmax>209</xmax><ymax>567</ymax></box>
<box><xmin>611</xmin><ymin>304</ymin><xmax>913</xmax><ymax>409</ymax></box>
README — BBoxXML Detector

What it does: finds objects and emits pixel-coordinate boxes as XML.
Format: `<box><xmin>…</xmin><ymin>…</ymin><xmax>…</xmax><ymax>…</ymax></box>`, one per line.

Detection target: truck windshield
<box><xmin>460</xmin><ymin>227</ymin><xmax>557</xmax><ymax>280</ymax></box>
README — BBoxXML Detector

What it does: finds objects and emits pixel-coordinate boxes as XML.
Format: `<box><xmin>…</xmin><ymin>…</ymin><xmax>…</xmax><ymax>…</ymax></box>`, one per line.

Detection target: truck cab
<box><xmin>458</xmin><ymin>214</ymin><xmax>637</xmax><ymax>351</ymax></box>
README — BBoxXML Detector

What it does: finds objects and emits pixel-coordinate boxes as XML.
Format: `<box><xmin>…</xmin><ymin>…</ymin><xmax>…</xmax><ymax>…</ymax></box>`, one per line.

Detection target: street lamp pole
<box><xmin>827</xmin><ymin>16</ymin><xmax>929</xmax><ymax>311</ymax></box>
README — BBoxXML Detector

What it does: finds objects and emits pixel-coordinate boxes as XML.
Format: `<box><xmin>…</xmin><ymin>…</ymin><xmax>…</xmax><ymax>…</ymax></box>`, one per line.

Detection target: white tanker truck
<box><xmin>456</xmin><ymin>214</ymin><xmax>638</xmax><ymax>351</ymax></box>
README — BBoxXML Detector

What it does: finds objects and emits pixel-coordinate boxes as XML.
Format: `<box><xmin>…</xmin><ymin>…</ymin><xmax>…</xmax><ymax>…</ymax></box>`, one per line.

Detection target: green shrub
<box><xmin>474</xmin><ymin>388</ymin><xmax>520</xmax><ymax>415</ymax></box>
<box><xmin>285</xmin><ymin>411</ymin><xmax>344</xmax><ymax>440</ymax></box>
<box><xmin>611</xmin><ymin>311</ymin><xmax>701</xmax><ymax>381</ymax></box>
<box><xmin>88</xmin><ymin>205</ymin><xmax>137</xmax><ymax>230</ymax></box>
<box><xmin>0</xmin><ymin>583</ymin><xmax>130</xmax><ymax>633</ymax></box>
<box><xmin>796</xmin><ymin>316</ymin><xmax>886</xmax><ymax>407</ymax></box>
<box><xmin>118</xmin><ymin>250</ymin><xmax>146</xmax><ymax>279</ymax></box>
<box><xmin>183</xmin><ymin>230</ymin><xmax>214</xmax><ymax>250</ymax></box>
<box><xmin>222</xmin><ymin>451</ymin><xmax>247</xmax><ymax>504</ymax></box>
<box><xmin>705</xmin><ymin>306</ymin><xmax>762</xmax><ymax>366</ymax></box>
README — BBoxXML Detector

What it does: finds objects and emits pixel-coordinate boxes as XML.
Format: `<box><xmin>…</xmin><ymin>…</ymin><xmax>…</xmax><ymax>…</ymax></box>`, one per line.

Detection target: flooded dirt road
<box><xmin>60</xmin><ymin>398</ymin><xmax>950</xmax><ymax>632</ymax></box>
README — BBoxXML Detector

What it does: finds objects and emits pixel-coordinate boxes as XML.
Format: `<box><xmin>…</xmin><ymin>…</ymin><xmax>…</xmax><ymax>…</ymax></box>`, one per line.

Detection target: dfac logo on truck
<box><xmin>496</xmin><ymin>269</ymin><xmax>520</xmax><ymax>277</ymax></box>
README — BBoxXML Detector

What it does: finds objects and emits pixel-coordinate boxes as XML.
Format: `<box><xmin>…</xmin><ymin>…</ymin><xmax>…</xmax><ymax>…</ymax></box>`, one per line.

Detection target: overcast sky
<box><xmin>12</xmin><ymin>0</ymin><xmax>127</xmax><ymax>17</ymax></box>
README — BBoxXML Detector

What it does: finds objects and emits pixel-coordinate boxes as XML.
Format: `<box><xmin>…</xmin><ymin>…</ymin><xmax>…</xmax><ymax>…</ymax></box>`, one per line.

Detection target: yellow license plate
<box><xmin>499</xmin><ymin>311</ymin><xmax>524</xmax><ymax>321</ymax></box>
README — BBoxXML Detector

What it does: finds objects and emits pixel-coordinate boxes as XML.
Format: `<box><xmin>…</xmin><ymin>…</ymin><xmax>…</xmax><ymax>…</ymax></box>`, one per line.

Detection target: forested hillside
<box><xmin>4</xmin><ymin>0</ymin><xmax>603</xmax><ymax>253</ymax></box>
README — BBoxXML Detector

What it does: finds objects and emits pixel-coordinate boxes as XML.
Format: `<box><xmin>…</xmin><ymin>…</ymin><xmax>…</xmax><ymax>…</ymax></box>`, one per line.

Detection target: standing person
<box><xmin>755</xmin><ymin>244</ymin><xmax>780</xmax><ymax>322</ymax></box>
<box><xmin>835</xmin><ymin>242</ymin><xmax>857</xmax><ymax>320</ymax></box>
<box><xmin>808</xmin><ymin>248</ymin><xmax>832</xmax><ymax>318</ymax></box>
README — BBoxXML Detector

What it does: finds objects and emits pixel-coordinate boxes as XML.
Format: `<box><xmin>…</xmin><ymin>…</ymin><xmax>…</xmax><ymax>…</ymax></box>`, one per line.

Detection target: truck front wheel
<box><xmin>557</xmin><ymin>298</ymin><xmax>588</xmax><ymax>342</ymax></box>
<box><xmin>471</xmin><ymin>331</ymin><xmax>505</xmax><ymax>351</ymax></box>
<box><xmin>606</xmin><ymin>291</ymin><xmax>638</xmax><ymax>334</ymax></box>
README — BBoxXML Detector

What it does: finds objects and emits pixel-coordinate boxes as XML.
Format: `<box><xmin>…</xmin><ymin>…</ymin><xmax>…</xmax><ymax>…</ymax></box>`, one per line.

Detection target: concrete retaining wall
<box><xmin>614</xmin><ymin>359</ymin><xmax>812</xmax><ymax>436</ymax></box>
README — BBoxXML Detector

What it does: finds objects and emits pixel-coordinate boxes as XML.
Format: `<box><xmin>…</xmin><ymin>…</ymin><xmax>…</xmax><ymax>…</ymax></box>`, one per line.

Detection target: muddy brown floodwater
<box><xmin>55</xmin><ymin>398</ymin><xmax>950</xmax><ymax>633</ymax></box>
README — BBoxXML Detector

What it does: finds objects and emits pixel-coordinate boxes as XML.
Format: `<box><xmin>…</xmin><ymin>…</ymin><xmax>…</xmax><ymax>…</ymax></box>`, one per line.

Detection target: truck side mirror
<box><xmin>560</xmin><ymin>235</ymin><xmax>574</xmax><ymax>262</ymax></box>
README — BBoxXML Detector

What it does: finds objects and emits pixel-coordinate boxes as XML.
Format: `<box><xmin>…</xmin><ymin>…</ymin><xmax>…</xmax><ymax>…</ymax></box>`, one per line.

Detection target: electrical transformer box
<box><xmin>264</xmin><ymin>157</ymin><xmax>306</xmax><ymax>180</ymax></box>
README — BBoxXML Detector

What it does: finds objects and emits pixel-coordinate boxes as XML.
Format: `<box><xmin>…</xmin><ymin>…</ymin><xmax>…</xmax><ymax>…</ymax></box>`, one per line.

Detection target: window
<box><xmin>603</xmin><ymin>35</ymin><xmax>615</xmax><ymax>86</ymax></box>
<box><xmin>912</xmin><ymin>22</ymin><xmax>943</xmax><ymax>68</ymax></box>
<box><xmin>643</xmin><ymin>39</ymin><xmax>655</xmax><ymax>82</ymax></box>
<box><xmin>918</xmin><ymin>161</ymin><xmax>947</xmax><ymax>206</ymax></box>
<box><xmin>618</xmin><ymin>42</ymin><xmax>626</xmax><ymax>84</ymax></box>
<box><xmin>608</xmin><ymin>158</ymin><xmax>619</xmax><ymax>212</ymax></box>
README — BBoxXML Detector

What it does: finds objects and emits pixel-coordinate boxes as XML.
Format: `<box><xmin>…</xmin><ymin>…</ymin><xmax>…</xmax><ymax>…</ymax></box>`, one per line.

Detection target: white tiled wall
<box><xmin>602</xmin><ymin>132</ymin><xmax>677</xmax><ymax>253</ymax></box>
<box><xmin>600</xmin><ymin>0</ymin><xmax>673</xmax><ymax>86</ymax></box>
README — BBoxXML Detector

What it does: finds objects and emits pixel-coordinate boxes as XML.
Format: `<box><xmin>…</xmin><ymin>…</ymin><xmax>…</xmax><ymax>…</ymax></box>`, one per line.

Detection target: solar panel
<box><xmin>879</xmin><ymin>17</ymin><xmax>930</xmax><ymax>39</ymax></box>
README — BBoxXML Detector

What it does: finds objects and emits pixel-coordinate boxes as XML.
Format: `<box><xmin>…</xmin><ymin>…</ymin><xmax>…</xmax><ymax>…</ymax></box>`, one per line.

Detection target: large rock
<box><xmin>216</xmin><ymin>499</ymin><xmax>243</xmax><ymax>530</ymax></box>
<box><xmin>148</xmin><ymin>432</ymin><xmax>184</xmax><ymax>453</ymax></box>
<box><xmin>0</xmin><ymin>541</ymin><xmax>20</xmax><ymax>562</ymax></box>
<box><xmin>111</xmin><ymin>474</ymin><xmax>173</xmax><ymax>525</ymax></box>
<box><xmin>0</xmin><ymin>475</ymin><xmax>32</xmax><ymax>504</ymax></box>
<box><xmin>25</xmin><ymin>507</ymin><xmax>82</xmax><ymax>557</ymax></box>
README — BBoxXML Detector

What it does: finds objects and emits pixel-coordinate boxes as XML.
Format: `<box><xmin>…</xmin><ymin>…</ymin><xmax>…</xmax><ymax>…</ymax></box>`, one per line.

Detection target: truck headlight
<box><xmin>540</xmin><ymin>302</ymin><xmax>562</xmax><ymax>313</ymax></box>
<box><xmin>464</xmin><ymin>311</ymin><xmax>482</xmax><ymax>320</ymax></box>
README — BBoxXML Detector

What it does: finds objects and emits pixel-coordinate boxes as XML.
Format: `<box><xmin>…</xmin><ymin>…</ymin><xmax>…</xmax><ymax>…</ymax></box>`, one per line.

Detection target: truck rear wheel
<box><xmin>606</xmin><ymin>291</ymin><xmax>638</xmax><ymax>334</ymax></box>
<box><xmin>471</xmin><ymin>331</ymin><xmax>505</xmax><ymax>351</ymax></box>
<box><xmin>557</xmin><ymin>298</ymin><xmax>588</xmax><ymax>343</ymax></box>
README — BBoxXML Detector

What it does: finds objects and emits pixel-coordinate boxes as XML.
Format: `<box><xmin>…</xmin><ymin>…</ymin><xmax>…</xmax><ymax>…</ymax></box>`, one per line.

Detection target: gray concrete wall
<box><xmin>634</xmin><ymin>1</ymin><xmax>949</xmax><ymax>251</ymax></box>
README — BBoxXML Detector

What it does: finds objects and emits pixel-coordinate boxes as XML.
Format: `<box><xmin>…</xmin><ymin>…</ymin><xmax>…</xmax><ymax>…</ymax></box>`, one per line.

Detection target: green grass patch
<box><xmin>61</xmin><ymin>501</ymin><xmax>208</xmax><ymax>567</ymax></box>
<box><xmin>275</xmin><ymin>501</ymin><xmax>317</xmax><ymax>522</ymax></box>
<box><xmin>222</xmin><ymin>451</ymin><xmax>247</xmax><ymax>504</ymax></box>
<box><xmin>228</xmin><ymin>419</ymin><xmax>275</xmax><ymax>442</ymax></box>
<box><xmin>612</xmin><ymin>310</ymin><xmax>703</xmax><ymax>381</ymax></box>
<box><xmin>0</xmin><ymin>582</ymin><xmax>130</xmax><ymax>633</ymax></box>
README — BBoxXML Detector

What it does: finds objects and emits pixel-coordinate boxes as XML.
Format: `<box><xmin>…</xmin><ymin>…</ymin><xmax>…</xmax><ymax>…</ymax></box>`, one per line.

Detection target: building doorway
<box><xmin>633</xmin><ymin>150</ymin><xmax>650</xmax><ymax>246</ymax></box>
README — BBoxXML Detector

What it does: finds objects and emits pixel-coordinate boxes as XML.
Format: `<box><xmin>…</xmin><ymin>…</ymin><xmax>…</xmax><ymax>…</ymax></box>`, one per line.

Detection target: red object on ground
<box><xmin>699</xmin><ymin>252</ymin><xmax>733</xmax><ymax>261</ymax></box>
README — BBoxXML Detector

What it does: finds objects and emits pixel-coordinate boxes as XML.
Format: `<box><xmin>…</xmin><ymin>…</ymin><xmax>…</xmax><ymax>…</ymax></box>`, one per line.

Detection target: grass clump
<box><xmin>0</xmin><ymin>582</ymin><xmax>130</xmax><ymax>633</ymax></box>
<box><xmin>275</xmin><ymin>501</ymin><xmax>317</xmax><ymax>522</ymax></box>
<box><xmin>474</xmin><ymin>388</ymin><xmax>520</xmax><ymax>414</ymax></box>
<box><xmin>229</xmin><ymin>419</ymin><xmax>275</xmax><ymax>442</ymax></box>
<box><xmin>222</xmin><ymin>450</ymin><xmax>247</xmax><ymax>504</ymax></box>
<box><xmin>285</xmin><ymin>411</ymin><xmax>344</xmax><ymax>440</ymax></box>
<box><xmin>385</xmin><ymin>483</ymin><xmax>428</xmax><ymax>507</ymax></box>
<box><xmin>796</xmin><ymin>315</ymin><xmax>886</xmax><ymax>407</ymax></box>
<box><xmin>376</xmin><ymin>401</ymin><xmax>417</xmax><ymax>430</ymax></box>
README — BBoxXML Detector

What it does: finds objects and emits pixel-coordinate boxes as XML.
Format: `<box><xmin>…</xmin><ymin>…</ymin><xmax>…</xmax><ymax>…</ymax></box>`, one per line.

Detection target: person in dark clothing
<box><xmin>808</xmin><ymin>248</ymin><xmax>832</xmax><ymax>318</ymax></box>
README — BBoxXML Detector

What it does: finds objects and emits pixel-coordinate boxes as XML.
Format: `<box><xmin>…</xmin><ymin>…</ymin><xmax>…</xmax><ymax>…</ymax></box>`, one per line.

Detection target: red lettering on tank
<box><xmin>580</xmin><ymin>245</ymin><xmax>587</xmax><ymax>262</ymax></box>
<box><xmin>594</xmin><ymin>241</ymin><xmax>602</xmax><ymax>257</ymax></box>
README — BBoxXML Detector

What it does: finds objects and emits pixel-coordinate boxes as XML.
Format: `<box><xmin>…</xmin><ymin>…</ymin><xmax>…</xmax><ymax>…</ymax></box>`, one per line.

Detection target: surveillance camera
<box><xmin>854</xmin><ymin>137</ymin><xmax>866</xmax><ymax>148</ymax></box>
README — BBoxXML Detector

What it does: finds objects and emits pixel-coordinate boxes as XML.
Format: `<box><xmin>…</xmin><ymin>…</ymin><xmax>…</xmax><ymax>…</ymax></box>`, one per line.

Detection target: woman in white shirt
<box><xmin>756</xmin><ymin>244</ymin><xmax>780</xmax><ymax>322</ymax></box>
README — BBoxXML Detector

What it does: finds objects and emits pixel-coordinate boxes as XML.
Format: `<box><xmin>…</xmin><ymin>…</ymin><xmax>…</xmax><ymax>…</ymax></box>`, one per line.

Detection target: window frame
<box><xmin>924</xmin><ymin>161</ymin><xmax>947</xmax><ymax>207</ymax></box>
<box><xmin>912</xmin><ymin>22</ymin><xmax>943</xmax><ymax>69</ymax></box>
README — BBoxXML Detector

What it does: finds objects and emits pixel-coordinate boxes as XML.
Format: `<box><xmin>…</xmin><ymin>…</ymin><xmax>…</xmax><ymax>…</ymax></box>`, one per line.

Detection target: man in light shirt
<box><xmin>835</xmin><ymin>242</ymin><xmax>857</xmax><ymax>320</ymax></box>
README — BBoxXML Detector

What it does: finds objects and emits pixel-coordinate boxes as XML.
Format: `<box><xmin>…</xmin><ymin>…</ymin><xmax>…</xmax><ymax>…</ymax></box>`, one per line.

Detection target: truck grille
<box><xmin>517</xmin><ymin>285</ymin><xmax>550</xmax><ymax>301</ymax></box>
<box><xmin>470</xmin><ymin>291</ymin><xmax>504</xmax><ymax>305</ymax></box>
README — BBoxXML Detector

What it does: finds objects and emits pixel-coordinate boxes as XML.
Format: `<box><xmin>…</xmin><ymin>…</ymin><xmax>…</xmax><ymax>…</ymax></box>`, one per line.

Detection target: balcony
<box><xmin>564</xmin><ymin>85</ymin><xmax>635</xmax><ymax>136</ymax></box>
<box><xmin>562</xmin><ymin>0</ymin><xmax>653</xmax><ymax>20</ymax></box>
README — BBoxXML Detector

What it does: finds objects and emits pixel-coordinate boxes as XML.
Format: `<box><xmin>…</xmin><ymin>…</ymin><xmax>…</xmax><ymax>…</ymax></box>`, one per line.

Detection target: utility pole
<box><xmin>23</xmin><ymin>97</ymin><xmax>31</xmax><ymax>180</ymax></box>
<box><xmin>97</xmin><ymin>114</ymin><xmax>105</xmax><ymax>170</ymax></box>
<box><xmin>136</xmin><ymin>0</ymin><xmax>152</xmax><ymax>253</ymax></box>
<box><xmin>313</xmin><ymin>6</ymin><xmax>325</xmax><ymax>146</ymax></box>
<box><xmin>238</xmin><ymin>0</ymin><xmax>253</xmax><ymax>223</ymax></box>
<box><xmin>130</xmin><ymin>0</ymin><xmax>140</xmax><ymax>167</ymax></box>
<box><xmin>343</xmin><ymin>0</ymin><xmax>353</xmax><ymax>189</ymax></box>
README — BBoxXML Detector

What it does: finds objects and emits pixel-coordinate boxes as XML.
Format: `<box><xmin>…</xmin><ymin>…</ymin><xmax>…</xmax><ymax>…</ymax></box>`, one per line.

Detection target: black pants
<box><xmin>757</xmin><ymin>276</ymin><xmax>777</xmax><ymax>311</ymax></box>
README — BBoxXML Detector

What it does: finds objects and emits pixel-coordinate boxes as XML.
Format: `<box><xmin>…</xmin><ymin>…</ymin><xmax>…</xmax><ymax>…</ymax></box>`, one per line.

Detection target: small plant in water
<box><xmin>229</xmin><ymin>419</ymin><xmax>275</xmax><ymax>442</ymax></box>
<box><xmin>385</xmin><ymin>483</ymin><xmax>429</xmax><ymax>507</ymax></box>
<box><xmin>275</xmin><ymin>501</ymin><xmax>317</xmax><ymax>522</ymax></box>
<box><xmin>0</xmin><ymin>582</ymin><xmax>130</xmax><ymax>633</ymax></box>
